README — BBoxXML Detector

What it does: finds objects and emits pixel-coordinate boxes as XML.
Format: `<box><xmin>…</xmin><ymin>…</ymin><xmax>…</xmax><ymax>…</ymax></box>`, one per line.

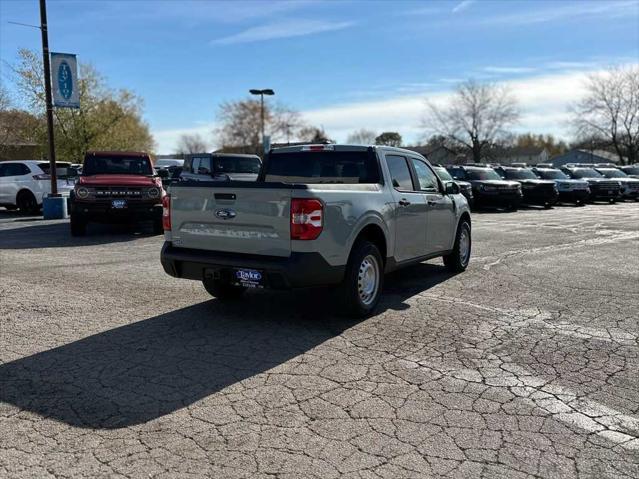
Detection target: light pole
<box><xmin>39</xmin><ymin>0</ymin><xmax>58</xmax><ymax>197</ymax></box>
<box><xmin>249</xmin><ymin>88</ymin><xmax>274</xmax><ymax>153</ymax></box>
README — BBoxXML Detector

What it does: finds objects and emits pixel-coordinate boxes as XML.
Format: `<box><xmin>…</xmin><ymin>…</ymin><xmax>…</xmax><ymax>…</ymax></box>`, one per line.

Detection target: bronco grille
<box><xmin>95</xmin><ymin>187</ymin><xmax>143</xmax><ymax>199</ymax></box>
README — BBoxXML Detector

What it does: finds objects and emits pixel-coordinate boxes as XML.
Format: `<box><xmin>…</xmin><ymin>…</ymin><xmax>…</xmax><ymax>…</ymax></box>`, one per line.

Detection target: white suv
<box><xmin>0</xmin><ymin>160</ymin><xmax>76</xmax><ymax>213</ymax></box>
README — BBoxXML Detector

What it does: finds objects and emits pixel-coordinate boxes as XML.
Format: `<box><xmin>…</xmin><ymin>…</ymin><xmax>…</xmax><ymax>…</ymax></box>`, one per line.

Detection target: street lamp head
<box><xmin>249</xmin><ymin>88</ymin><xmax>275</xmax><ymax>96</ymax></box>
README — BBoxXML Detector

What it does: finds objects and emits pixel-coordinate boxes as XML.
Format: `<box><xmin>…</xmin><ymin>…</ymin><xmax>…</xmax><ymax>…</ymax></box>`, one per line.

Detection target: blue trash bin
<box><xmin>43</xmin><ymin>196</ymin><xmax>68</xmax><ymax>219</ymax></box>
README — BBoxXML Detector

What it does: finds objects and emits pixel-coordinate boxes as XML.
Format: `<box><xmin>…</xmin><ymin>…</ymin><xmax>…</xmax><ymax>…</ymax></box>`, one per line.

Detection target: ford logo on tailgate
<box><xmin>215</xmin><ymin>208</ymin><xmax>236</xmax><ymax>220</ymax></box>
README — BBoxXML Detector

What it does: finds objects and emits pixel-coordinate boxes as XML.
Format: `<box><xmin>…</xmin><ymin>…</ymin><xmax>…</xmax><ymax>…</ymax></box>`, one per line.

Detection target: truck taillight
<box><xmin>162</xmin><ymin>195</ymin><xmax>171</xmax><ymax>231</ymax></box>
<box><xmin>291</xmin><ymin>198</ymin><xmax>323</xmax><ymax>240</ymax></box>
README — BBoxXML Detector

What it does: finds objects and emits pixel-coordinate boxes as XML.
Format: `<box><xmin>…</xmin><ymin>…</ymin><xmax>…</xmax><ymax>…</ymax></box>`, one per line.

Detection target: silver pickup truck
<box><xmin>161</xmin><ymin>145</ymin><xmax>472</xmax><ymax>317</ymax></box>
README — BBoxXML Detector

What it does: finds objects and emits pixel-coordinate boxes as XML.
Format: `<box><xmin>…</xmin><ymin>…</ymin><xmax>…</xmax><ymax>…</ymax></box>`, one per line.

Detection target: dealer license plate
<box><xmin>233</xmin><ymin>269</ymin><xmax>264</xmax><ymax>288</ymax></box>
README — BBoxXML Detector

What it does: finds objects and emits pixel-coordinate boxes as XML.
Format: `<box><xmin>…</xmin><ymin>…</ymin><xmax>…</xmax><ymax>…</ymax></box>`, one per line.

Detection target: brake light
<box><xmin>291</xmin><ymin>198</ymin><xmax>323</xmax><ymax>240</ymax></box>
<box><xmin>162</xmin><ymin>195</ymin><xmax>171</xmax><ymax>231</ymax></box>
<box><xmin>33</xmin><ymin>174</ymin><xmax>50</xmax><ymax>180</ymax></box>
<box><xmin>302</xmin><ymin>144</ymin><xmax>334</xmax><ymax>152</ymax></box>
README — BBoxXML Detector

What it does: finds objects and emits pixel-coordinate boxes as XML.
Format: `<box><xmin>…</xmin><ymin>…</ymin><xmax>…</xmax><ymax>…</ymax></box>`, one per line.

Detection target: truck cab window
<box><xmin>386</xmin><ymin>155</ymin><xmax>414</xmax><ymax>191</ymax></box>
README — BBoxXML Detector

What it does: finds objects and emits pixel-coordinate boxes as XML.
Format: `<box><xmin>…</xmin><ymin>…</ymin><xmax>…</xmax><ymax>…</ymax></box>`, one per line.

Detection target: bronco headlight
<box><xmin>76</xmin><ymin>186</ymin><xmax>89</xmax><ymax>199</ymax></box>
<box><xmin>147</xmin><ymin>187</ymin><xmax>160</xmax><ymax>199</ymax></box>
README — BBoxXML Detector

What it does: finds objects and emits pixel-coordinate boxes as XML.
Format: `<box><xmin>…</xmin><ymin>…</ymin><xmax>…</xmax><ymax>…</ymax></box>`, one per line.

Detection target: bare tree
<box><xmin>0</xmin><ymin>83</ymin><xmax>10</xmax><ymax>111</ymax></box>
<box><xmin>298</xmin><ymin>126</ymin><xmax>331</xmax><ymax>143</ymax></box>
<box><xmin>424</xmin><ymin>80</ymin><xmax>520</xmax><ymax>163</ymax></box>
<box><xmin>571</xmin><ymin>66</ymin><xmax>639</xmax><ymax>165</ymax></box>
<box><xmin>215</xmin><ymin>99</ymin><xmax>305</xmax><ymax>154</ymax></box>
<box><xmin>176</xmin><ymin>133</ymin><xmax>208</xmax><ymax>154</ymax></box>
<box><xmin>346</xmin><ymin>128</ymin><xmax>377</xmax><ymax>145</ymax></box>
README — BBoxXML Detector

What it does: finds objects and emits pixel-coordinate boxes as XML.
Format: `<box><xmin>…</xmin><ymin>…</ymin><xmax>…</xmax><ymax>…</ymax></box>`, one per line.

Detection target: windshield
<box><xmin>466</xmin><ymin>168</ymin><xmax>503</xmax><ymax>181</ymax></box>
<box><xmin>536</xmin><ymin>169</ymin><xmax>569</xmax><ymax>180</ymax></box>
<box><xmin>214</xmin><ymin>156</ymin><xmax>261</xmax><ymax>174</ymax></box>
<box><xmin>598</xmin><ymin>169</ymin><xmax>627</xmax><ymax>178</ymax></box>
<box><xmin>504</xmin><ymin>169</ymin><xmax>538</xmax><ymax>180</ymax></box>
<box><xmin>83</xmin><ymin>156</ymin><xmax>153</xmax><ymax>176</ymax></box>
<box><xmin>434</xmin><ymin>167</ymin><xmax>454</xmax><ymax>181</ymax></box>
<box><xmin>570</xmin><ymin>168</ymin><xmax>603</xmax><ymax>178</ymax></box>
<box><xmin>264</xmin><ymin>150</ymin><xmax>380</xmax><ymax>184</ymax></box>
<box><xmin>621</xmin><ymin>166</ymin><xmax>639</xmax><ymax>175</ymax></box>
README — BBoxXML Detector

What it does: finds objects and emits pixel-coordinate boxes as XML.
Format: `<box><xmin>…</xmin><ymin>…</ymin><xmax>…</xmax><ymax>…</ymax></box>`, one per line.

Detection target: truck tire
<box><xmin>202</xmin><ymin>279</ymin><xmax>246</xmax><ymax>300</ymax></box>
<box><xmin>443</xmin><ymin>220</ymin><xmax>471</xmax><ymax>273</ymax></box>
<box><xmin>70</xmin><ymin>213</ymin><xmax>87</xmax><ymax>236</ymax></box>
<box><xmin>339</xmin><ymin>240</ymin><xmax>384</xmax><ymax>318</ymax></box>
<box><xmin>17</xmin><ymin>190</ymin><xmax>38</xmax><ymax>214</ymax></box>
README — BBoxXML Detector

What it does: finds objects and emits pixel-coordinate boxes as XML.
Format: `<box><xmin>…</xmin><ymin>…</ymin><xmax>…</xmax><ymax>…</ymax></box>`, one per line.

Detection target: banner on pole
<box><xmin>51</xmin><ymin>52</ymin><xmax>80</xmax><ymax>108</ymax></box>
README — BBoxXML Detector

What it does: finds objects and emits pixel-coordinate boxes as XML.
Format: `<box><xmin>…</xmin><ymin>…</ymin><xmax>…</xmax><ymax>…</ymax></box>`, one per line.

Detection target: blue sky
<box><xmin>1</xmin><ymin>0</ymin><xmax>638</xmax><ymax>152</ymax></box>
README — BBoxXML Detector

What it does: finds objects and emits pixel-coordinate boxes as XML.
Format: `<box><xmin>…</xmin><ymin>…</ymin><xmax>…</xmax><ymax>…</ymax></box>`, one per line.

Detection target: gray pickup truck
<box><xmin>161</xmin><ymin>145</ymin><xmax>471</xmax><ymax>317</ymax></box>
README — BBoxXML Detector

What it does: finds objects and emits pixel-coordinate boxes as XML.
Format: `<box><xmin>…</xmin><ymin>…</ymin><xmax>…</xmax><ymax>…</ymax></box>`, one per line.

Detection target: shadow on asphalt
<box><xmin>0</xmin><ymin>263</ymin><xmax>453</xmax><ymax>429</ymax></box>
<box><xmin>0</xmin><ymin>221</ymin><xmax>160</xmax><ymax>249</ymax></box>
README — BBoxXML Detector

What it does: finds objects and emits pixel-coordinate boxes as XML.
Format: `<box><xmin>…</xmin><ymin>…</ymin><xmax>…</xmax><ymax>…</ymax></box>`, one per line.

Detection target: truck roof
<box><xmin>270</xmin><ymin>144</ymin><xmax>424</xmax><ymax>157</ymax></box>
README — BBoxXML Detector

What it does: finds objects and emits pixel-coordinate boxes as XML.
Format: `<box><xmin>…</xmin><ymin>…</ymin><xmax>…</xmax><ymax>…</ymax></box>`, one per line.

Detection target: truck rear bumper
<box><xmin>160</xmin><ymin>242</ymin><xmax>345</xmax><ymax>289</ymax></box>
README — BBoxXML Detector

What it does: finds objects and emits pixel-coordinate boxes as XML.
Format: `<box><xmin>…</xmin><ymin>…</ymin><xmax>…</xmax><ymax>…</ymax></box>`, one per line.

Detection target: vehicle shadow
<box><xmin>0</xmin><ymin>262</ymin><xmax>452</xmax><ymax>429</ymax></box>
<box><xmin>0</xmin><ymin>221</ymin><xmax>159</xmax><ymax>249</ymax></box>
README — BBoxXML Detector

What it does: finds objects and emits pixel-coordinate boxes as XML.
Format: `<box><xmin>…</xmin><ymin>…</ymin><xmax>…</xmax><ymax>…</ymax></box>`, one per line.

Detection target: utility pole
<box><xmin>39</xmin><ymin>0</ymin><xmax>58</xmax><ymax>196</ymax></box>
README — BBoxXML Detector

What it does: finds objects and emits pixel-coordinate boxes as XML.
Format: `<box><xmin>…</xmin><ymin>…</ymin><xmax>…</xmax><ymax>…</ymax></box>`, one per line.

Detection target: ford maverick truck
<box><xmin>161</xmin><ymin>145</ymin><xmax>471</xmax><ymax>317</ymax></box>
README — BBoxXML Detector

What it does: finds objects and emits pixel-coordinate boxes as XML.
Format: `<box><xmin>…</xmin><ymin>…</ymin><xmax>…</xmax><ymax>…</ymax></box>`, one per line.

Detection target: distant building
<box><xmin>0</xmin><ymin>142</ymin><xmax>42</xmax><ymax>161</ymax></box>
<box><xmin>405</xmin><ymin>145</ymin><xmax>467</xmax><ymax>165</ymax></box>
<box><xmin>549</xmin><ymin>149</ymin><xmax>622</xmax><ymax>167</ymax></box>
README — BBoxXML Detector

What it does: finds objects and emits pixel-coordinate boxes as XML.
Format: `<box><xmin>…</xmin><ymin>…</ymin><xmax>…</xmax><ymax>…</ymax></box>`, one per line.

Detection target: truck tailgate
<box><xmin>170</xmin><ymin>184</ymin><xmax>292</xmax><ymax>257</ymax></box>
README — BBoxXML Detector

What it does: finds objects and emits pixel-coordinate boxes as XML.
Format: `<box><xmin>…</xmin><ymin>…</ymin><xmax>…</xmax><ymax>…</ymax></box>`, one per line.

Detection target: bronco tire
<box><xmin>202</xmin><ymin>279</ymin><xmax>246</xmax><ymax>300</ymax></box>
<box><xmin>339</xmin><ymin>240</ymin><xmax>384</xmax><ymax>318</ymax></box>
<box><xmin>443</xmin><ymin>220</ymin><xmax>471</xmax><ymax>273</ymax></box>
<box><xmin>70</xmin><ymin>213</ymin><xmax>87</xmax><ymax>236</ymax></box>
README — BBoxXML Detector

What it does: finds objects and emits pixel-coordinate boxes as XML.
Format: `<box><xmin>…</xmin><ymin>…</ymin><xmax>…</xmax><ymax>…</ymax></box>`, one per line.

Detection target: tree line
<box><xmin>2</xmin><ymin>47</ymin><xmax>637</xmax><ymax>165</ymax></box>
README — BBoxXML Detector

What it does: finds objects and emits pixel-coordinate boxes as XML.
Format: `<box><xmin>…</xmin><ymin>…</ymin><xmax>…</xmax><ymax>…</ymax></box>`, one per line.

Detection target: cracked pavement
<box><xmin>0</xmin><ymin>203</ymin><xmax>638</xmax><ymax>478</ymax></box>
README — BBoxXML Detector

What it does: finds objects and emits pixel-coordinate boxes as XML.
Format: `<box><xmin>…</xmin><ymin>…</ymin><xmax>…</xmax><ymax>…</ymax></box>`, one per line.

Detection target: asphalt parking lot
<box><xmin>1</xmin><ymin>203</ymin><xmax>638</xmax><ymax>478</ymax></box>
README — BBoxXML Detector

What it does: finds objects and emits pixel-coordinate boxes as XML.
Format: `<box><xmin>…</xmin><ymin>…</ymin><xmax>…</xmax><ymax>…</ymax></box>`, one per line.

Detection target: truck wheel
<box><xmin>202</xmin><ymin>279</ymin><xmax>245</xmax><ymax>300</ymax></box>
<box><xmin>70</xmin><ymin>214</ymin><xmax>87</xmax><ymax>236</ymax></box>
<box><xmin>17</xmin><ymin>190</ymin><xmax>38</xmax><ymax>214</ymax></box>
<box><xmin>443</xmin><ymin>220</ymin><xmax>471</xmax><ymax>273</ymax></box>
<box><xmin>339</xmin><ymin>240</ymin><xmax>384</xmax><ymax>318</ymax></box>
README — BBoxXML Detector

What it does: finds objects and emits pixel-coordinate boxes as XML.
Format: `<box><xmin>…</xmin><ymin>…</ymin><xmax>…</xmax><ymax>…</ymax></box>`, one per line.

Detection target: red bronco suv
<box><xmin>69</xmin><ymin>151</ymin><xmax>165</xmax><ymax>236</ymax></box>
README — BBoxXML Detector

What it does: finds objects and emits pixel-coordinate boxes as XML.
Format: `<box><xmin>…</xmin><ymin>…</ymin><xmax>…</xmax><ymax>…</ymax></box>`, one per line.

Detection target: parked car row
<box><xmin>441</xmin><ymin>162</ymin><xmax>639</xmax><ymax>210</ymax></box>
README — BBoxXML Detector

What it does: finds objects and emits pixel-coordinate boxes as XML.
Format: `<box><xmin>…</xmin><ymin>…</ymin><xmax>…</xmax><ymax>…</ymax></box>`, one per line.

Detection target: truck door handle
<box><xmin>427</xmin><ymin>200</ymin><xmax>437</xmax><ymax>206</ymax></box>
<box><xmin>398</xmin><ymin>199</ymin><xmax>411</xmax><ymax>206</ymax></box>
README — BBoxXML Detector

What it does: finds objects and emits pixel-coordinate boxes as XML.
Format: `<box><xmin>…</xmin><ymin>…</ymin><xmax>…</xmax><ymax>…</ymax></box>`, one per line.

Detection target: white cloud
<box><xmin>152</xmin><ymin>65</ymin><xmax>637</xmax><ymax>152</ymax></box>
<box><xmin>479</xmin><ymin>0</ymin><xmax>638</xmax><ymax>26</ymax></box>
<box><xmin>212</xmin><ymin>19</ymin><xmax>355</xmax><ymax>45</ymax></box>
<box><xmin>452</xmin><ymin>0</ymin><xmax>475</xmax><ymax>14</ymax></box>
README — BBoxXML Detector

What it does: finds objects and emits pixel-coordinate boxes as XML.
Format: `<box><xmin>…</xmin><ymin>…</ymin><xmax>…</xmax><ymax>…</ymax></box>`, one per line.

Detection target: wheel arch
<box><xmin>350</xmin><ymin>223</ymin><xmax>388</xmax><ymax>266</ymax></box>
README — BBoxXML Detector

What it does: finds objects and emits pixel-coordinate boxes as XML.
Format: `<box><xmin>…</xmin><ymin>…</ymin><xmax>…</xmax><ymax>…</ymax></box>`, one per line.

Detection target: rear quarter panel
<box><xmin>290</xmin><ymin>184</ymin><xmax>395</xmax><ymax>267</ymax></box>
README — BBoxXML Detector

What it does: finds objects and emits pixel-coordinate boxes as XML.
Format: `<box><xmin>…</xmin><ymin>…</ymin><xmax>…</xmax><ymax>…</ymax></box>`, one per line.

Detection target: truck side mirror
<box><xmin>66</xmin><ymin>167</ymin><xmax>79</xmax><ymax>178</ymax></box>
<box><xmin>157</xmin><ymin>169</ymin><xmax>169</xmax><ymax>179</ymax></box>
<box><xmin>445</xmin><ymin>181</ymin><xmax>460</xmax><ymax>195</ymax></box>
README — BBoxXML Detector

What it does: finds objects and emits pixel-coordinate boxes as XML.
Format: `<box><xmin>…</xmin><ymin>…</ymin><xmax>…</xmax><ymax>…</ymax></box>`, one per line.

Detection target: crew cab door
<box><xmin>384</xmin><ymin>154</ymin><xmax>428</xmax><ymax>263</ymax></box>
<box><xmin>409</xmin><ymin>158</ymin><xmax>457</xmax><ymax>254</ymax></box>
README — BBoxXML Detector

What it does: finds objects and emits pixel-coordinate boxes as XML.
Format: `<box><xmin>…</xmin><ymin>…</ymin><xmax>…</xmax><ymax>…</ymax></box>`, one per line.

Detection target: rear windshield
<box><xmin>466</xmin><ymin>169</ymin><xmax>502</xmax><ymax>181</ymax></box>
<box><xmin>38</xmin><ymin>162</ymin><xmax>71</xmax><ymax>178</ymax></box>
<box><xmin>621</xmin><ymin>166</ymin><xmax>639</xmax><ymax>175</ymax></box>
<box><xmin>536</xmin><ymin>169</ymin><xmax>569</xmax><ymax>180</ymax></box>
<box><xmin>214</xmin><ymin>156</ymin><xmax>261</xmax><ymax>174</ymax></box>
<box><xmin>83</xmin><ymin>156</ymin><xmax>153</xmax><ymax>176</ymax></box>
<box><xmin>264</xmin><ymin>150</ymin><xmax>380</xmax><ymax>184</ymax></box>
